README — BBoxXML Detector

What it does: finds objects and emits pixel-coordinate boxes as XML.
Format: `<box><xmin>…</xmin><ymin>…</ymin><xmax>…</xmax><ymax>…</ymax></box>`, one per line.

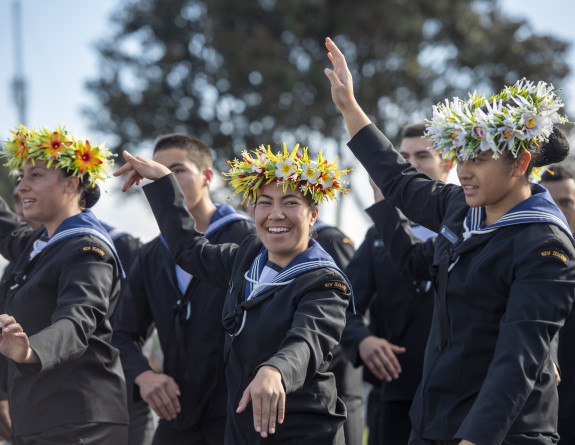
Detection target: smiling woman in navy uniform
<box><xmin>0</xmin><ymin>125</ymin><xmax>128</xmax><ymax>445</ymax></box>
<box><xmin>325</xmin><ymin>38</ymin><xmax>575</xmax><ymax>445</ymax></box>
<box><xmin>116</xmin><ymin>143</ymin><xmax>353</xmax><ymax>444</ymax></box>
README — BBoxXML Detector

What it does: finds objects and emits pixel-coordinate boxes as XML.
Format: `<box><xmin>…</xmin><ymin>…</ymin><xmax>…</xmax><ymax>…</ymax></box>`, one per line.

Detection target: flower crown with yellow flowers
<box><xmin>424</xmin><ymin>78</ymin><xmax>570</xmax><ymax>164</ymax></box>
<box><xmin>222</xmin><ymin>143</ymin><xmax>352</xmax><ymax>204</ymax></box>
<box><xmin>1</xmin><ymin>124</ymin><xmax>114</xmax><ymax>186</ymax></box>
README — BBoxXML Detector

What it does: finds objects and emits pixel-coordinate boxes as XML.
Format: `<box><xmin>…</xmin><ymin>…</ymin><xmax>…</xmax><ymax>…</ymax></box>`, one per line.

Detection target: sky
<box><xmin>0</xmin><ymin>0</ymin><xmax>574</xmax><ymax>246</ymax></box>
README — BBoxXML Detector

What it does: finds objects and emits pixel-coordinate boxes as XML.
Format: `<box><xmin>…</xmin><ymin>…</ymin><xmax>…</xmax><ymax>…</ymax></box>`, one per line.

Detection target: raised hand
<box><xmin>323</xmin><ymin>37</ymin><xmax>371</xmax><ymax>137</ymax></box>
<box><xmin>114</xmin><ymin>151</ymin><xmax>171</xmax><ymax>192</ymax></box>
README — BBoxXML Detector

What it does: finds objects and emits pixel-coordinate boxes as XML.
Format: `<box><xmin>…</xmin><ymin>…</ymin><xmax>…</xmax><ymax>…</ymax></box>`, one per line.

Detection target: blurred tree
<box><xmin>85</xmin><ymin>0</ymin><xmax>570</xmax><ymax>171</ymax></box>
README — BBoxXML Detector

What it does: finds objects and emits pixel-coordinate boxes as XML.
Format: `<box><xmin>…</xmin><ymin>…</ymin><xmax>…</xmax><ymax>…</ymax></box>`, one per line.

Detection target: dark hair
<box><xmin>79</xmin><ymin>180</ymin><xmax>101</xmax><ymax>209</ymax></box>
<box><xmin>506</xmin><ymin>127</ymin><xmax>570</xmax><ymax>179</ymax></box>
<box><xmin>402</xmin><ymin>122</ymin><xmax>427</xmax><ymax>139</ymax></box>
<box><xmin>540</xmin><ymin>163</ymin><xmax>575</xmax><ymax>183</ymax></box>
<box><xmin>153</xmin><ymin>134</ymin><xmax>213</xmax><ymax>170</ymax></box>
<box><xmin>60</xmin><ymin>169</ymin><xmax>101</xmax><ymax>209</ymax></box>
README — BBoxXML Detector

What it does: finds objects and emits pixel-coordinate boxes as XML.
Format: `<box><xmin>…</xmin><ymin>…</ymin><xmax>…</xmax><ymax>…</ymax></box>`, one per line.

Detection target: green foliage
<box><xmin>85</xmin><ymin>0</ymin><xmax>570</xmax><ymax>170</ymax></box>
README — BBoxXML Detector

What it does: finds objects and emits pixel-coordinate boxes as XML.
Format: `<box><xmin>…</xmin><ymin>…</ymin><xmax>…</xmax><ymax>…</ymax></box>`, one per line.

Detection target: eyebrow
<box><xmin>258</xmin><ymin>193</ymin><xmax>302</xmax><ymax>201</ymax></box>
<box><xmin>167</xmin><ymin>162</ymin><xmax>186</xmax><ymax>170</ymax></box>
<box><xmin>20</xmin><ymin>165</ymin><xmax>48</xmax><ymax>173</ymax></box>
<box><xmin>400</xmin><ymin>150</ymin><xmax>432</xmax><ymax>156</ymax></box>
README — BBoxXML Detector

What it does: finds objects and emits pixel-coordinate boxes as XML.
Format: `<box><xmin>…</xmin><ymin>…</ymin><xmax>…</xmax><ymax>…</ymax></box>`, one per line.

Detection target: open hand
<box><xmin>324</xmin><ymin>37</ymin><xmax>371</xmax><ymax>137</ymax></box>
<box><xmin>236</xmin><ymin>365</ymin><xmax>286</xmax><ymax>438</ymax></box>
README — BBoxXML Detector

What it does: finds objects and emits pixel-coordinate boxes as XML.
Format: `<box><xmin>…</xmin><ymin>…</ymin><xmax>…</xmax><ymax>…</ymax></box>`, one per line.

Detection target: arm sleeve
<box><xmin>348</xmin><ymin>124</ymin><xmax>459</xmax><ymax>233</ymax></box>
<box><xmin>261</xmin><ymin>272</ymin><xmax>351</xmax><ymax>393</ymax></box>
<box><xmin>0</xmin><ymin>198</ymin><xmax>34</xmax><ymax>262</ymax></box>
<box><xmin>456</xmin><ymin>234</ymin><xmax>575</xmax><ymax>445</ymax></box>
<box><xmin>366</xmin><ymin>200</ymin><xmax>436</xmax><ymax>281</ymax></box>
<box><xmin>111</xmin><ymin>252</ymin><xmax>155</xmax><ymax>381</ymax></box>
<box><xmin>340</xmin><ymin>230</ymin><xmax>377</xmax><ymax>365</ymax></box>
<box><xmin>23</xmin><ymin>241</ymin><xmax>116</xmax><ymax>374</ymax></box>
<box><xmin>143</xmin><ymin>174</ymin><xmax>237</xmax><ymax>287</ymax></box>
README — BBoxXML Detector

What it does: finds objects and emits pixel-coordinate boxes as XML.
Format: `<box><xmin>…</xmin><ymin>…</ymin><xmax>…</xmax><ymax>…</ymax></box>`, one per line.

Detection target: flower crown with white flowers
<box><xmin>222</xmin><ymin>143</ymin><xmax>352</xmax><ymax>204</ymax></box>
<box><xmin>1</xmin><ymin>124</ymin><xmax>114</xmax><ymax>186</ymax></box>
<box><xmin>424</xmin><ymin>78</ymin><xmax>570</xmax><ymax>163</ymax></box>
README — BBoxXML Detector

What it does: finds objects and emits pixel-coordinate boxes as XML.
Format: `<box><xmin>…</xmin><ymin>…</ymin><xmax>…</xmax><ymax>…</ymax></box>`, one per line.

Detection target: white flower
<box><xmin>252</xmin><ymin>153</ymin><xmax>270</xmax><ymax>173</ymax></box>
<box><xmin>471</xmin><ymin>124</ymin><xmax>488</xmax><ymax>141</ymax></box>
<box><xmin>319</xmin><ymin>170</ymin><xmax>335</xmax><ymax>189</ymax></box>
<box><xmin>274</xmin><ymin>158</ymin><xmax>295</xmax><ymax>179</ymax></box>
<box><xmin>448</xmin><ymin>125</ymin><xmax>467</xmax><ymax>148</ymax></box>
<box><xmin>498</xmin><ymin>118</ymin><xmax>521</xmax><ymax>152</ymax></box>
<box><xmin>301</xmin><ymin>161</ymin><xmax>319</xmax><ymax>184</ymax></box>
<box><xmin>521</xmin><ymin>111</ymin><xmax>547</xmax><ymax>138</ymax></box>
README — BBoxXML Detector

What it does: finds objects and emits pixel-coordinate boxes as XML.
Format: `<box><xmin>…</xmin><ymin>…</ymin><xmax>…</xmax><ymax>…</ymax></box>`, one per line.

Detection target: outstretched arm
<box><xmin>323</xmin><ymin>37</ymin><xmax>372</xmax><ymax>138</ymax></box>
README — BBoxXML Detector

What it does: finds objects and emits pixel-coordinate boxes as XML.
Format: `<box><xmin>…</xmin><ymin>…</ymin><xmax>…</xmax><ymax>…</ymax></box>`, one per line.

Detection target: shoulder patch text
<box><xmin>82</xmin><ymin>245</ymin><xmax>106</xmax><ymax>258</ymax></box>
<box><xmin>540</xmin><ymin>249</ymin><xmax>568</xmax><ymax>265</ymax></box>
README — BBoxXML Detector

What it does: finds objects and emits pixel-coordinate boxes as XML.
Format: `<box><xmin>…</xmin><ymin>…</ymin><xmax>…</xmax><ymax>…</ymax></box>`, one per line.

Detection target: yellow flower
<box><xmin>39</xmin><ymin>129</ymin><xmax>72</xmax><ymax>159</ymax></box>
<box><xmin>74</xmin><ymin>140</ymin><xmax>103</xmax><ymax>174</ymax></box>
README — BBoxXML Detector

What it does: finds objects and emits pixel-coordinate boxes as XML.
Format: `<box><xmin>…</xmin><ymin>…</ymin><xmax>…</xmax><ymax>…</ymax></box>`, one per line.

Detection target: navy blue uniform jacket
<box><xmin>143</xmin><ymin>174</ymin><xmax>351</xmax><ymax>444</ymax></box>
<box><xmin>342</xmin><ymin>206</ymin><xmax>434</xmax><ymax>400</ymax></box>
<box><xmin>112</xmin><ymin>211</ymin><xmax>255</xmax><ymax>430</ymax></box>
<box><xmin>347</xmin><ymin>124</ymin><xmax>575</xmax><ymax>445</ymax></box>
<box><xmin>0</xmin><ymin>199</ymin><xmax>128</xmax><ymax>436</ymax></box>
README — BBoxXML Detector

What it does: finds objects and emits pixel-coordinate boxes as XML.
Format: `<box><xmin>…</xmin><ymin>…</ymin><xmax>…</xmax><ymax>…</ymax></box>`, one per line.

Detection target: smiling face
<box><xmin>255</xmin><ymin>182</ymin><xmax>319</xmax><ymax>268</ymax></box>
<box><xmin>457</xmin><ymin>150</ymin><xmax>531</xmax><ymax>225</ymax></box>
<box><xmin>17</xmin><ymin>160</ymin><xmax>80</xmax><ymax>236</ymax></box>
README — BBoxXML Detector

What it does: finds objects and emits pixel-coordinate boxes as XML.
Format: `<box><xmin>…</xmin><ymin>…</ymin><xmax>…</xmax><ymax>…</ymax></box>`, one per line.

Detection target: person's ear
<box><xmin>64</xmin><ymin>175</ymin><xmax>80</xmax><ymax>194</ymax></box>
<box><xmin>309</xmin><ymin>207</ymin><xmax>319</xmax><ymax>227</ymax></box>
<box><xmin>203</xmin><ymin>168</ymin><xmax>214</xmax><ymax>186</ymax></box>
<box><xmin>513</xmin><ymin>151</ymin><xmax>531</xmax><ymax>177</ymax></box>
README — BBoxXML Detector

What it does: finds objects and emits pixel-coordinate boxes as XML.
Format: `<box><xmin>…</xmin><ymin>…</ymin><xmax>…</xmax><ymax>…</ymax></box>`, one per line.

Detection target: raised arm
<box><xmin>115</xmin><ymin>152</ymin><xmax>238</xmax><ymax>285</ymax></box>
<box><xmin>367</xmin><ymin>200</ymin><xmax>436</xmax><ymax>281</ymax></box>
<box><xmin>324</xmin><ymin>37</ymin><xmax>461</xmax><ymax>232</ymax></box>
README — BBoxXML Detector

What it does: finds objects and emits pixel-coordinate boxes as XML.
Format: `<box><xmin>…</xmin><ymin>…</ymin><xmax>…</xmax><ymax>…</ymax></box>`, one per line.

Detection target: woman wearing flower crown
<box><xmin>115</xmin><ymin>143</ymin><xmax>353</xmax><ymax>443</ymax></box>
<box><xmin>0</xmin><ymin>125</ymin><xmax>128</xmax><ymax>444</ymax></box>
<box><xmin>325</xmin><ymin>37</ymin><xmax>575</xmax><ymax>445</ymax></box>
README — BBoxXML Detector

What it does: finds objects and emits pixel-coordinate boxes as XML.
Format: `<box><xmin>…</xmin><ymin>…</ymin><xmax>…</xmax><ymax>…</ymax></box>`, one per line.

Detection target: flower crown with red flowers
<box><xmin>1</xmin><ymin>124</ymin><xmax>114</xmax><ymax>186</ymax></box>
<box><xmin>222</xmin><ymin>143</ymin><xmax>352</xmax><ymax>204</ymax></box>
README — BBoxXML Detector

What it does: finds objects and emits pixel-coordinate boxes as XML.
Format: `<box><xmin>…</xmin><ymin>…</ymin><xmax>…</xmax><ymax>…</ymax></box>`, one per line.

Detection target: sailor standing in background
<box><xmin>112</xmin><ymin>134</ymin><xmax>255</xmax><ymax>445</ymax></box>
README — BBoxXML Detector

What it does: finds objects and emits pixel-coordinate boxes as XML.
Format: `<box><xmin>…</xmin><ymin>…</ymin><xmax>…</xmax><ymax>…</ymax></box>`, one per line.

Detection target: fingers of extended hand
<box><xmin>325</xmin><ymin>37</ymin><xmax>345</xmax><ymax>67</ymax></box>
<box><xmin>238</xmin><ymin>366</ymin><xmax>285</xmax><ymax>437</ymax></box>
<box><xmin>121</xmin><ymin>169</ymin><xmax>144</xmax><ymax>192</ymax></box>
<box><xmin>141</xmin><ymin>375</ymin><xmax>181</xmax><ymax>420</ymax></box>
<box><xmin>113</xmin><ymin>161</ymin><xmax>134</xmax><ymax>177</ymax></box>
<box><xmin>251</xmin><ymin>382</ymin><xmax>284</xmax><ymax>437</ymax></box>
<box><xmin>361</xmin><ymin>337</ymin><xmax>405</xmax><ymax>381</ymax></box>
